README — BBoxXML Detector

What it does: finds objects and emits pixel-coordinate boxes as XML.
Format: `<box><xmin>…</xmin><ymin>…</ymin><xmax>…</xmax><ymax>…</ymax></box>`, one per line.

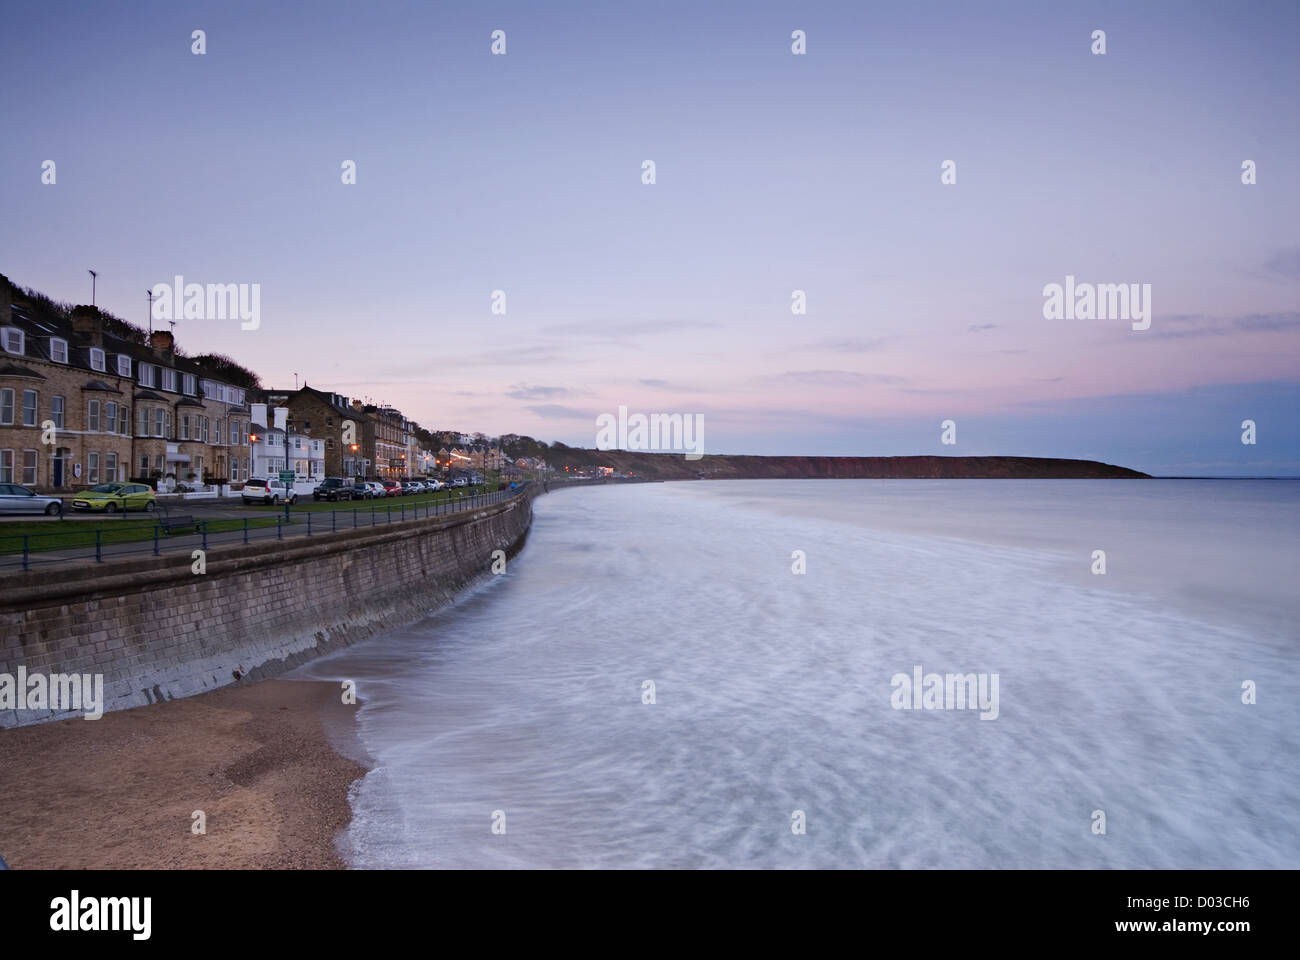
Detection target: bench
<box><xmin>159</xmin><ymin>514</ymin><xmax>196</xmax><ymax>534</ymax></box>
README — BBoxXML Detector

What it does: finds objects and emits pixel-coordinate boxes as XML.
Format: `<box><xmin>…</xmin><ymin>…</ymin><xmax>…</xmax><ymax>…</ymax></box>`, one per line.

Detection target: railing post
<box><xmin>353</xmin><ymin>507</ymin><xmax>358</xmax><ymax>529</ymax></box>
<box><xmin>387</xmin><ymin>505</ymin><xmax>392</xmax><ymax>524</ymax></box>
<box><xmin>401</xmin><ymin>504</ymin><xmax>405</xmax><ymax>522</ymax></box>
<box><xmin>243</xmin><ymin>517</ymin><xmax>249</xmax><ymax>545</ymax></box>
<box><xmin>332</xmin><ymin>509</ymin><xmax>337</xmax><ymax>533</ymax></box>
<box><xmin>307</xmin><ymin>512</ymin><xmax>312</xmax><ymax>537</ymax></box>
<box><xmin>95</xmin><ymin>529</ymin><xmax>102</xmax><ymax>563</ymax></box>
<box><xmin>22</xmin><ymin>534</ymin><xmax>29</xmax><ymax>572</ymax></box>
<box><xmin>153</xmin><ymin>524</ymin><xmax>160</xmax><ymax>557</ymax></box>
<box><xmin>371</xmin><ymin>507</ymin><xmax>375</xmax><ymax>526</ymax></box>
<box><xmin>277</xmin><ymin>517</ymin><xmax>283</xmax><ymax>540</ymax></box>
<box><xmin>202</xmin><ymin>520</ymin><xmax>208</xmax><ymax>551</ymax></box>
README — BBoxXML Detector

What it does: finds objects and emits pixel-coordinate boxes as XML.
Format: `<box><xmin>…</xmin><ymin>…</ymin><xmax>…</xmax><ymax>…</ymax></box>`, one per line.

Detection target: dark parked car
<box><xmin>313</xmin><ymin>477</ymin><xmax>361</xmax><ymax>502</ymax></box>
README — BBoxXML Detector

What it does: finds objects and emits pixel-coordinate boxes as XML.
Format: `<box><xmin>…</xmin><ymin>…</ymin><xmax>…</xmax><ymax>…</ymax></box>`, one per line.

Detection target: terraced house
<box><xmin>0</xmin><ymin>277</ymin><xmax>253</xmax><ymax>493</ymax></box>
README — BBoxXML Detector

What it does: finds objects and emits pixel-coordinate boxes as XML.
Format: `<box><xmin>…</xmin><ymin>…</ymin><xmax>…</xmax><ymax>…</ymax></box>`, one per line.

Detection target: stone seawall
<box><xmin>0</xmin><ymin>489</ymin><xmax>536</xmax><ymax>727</ymax></box>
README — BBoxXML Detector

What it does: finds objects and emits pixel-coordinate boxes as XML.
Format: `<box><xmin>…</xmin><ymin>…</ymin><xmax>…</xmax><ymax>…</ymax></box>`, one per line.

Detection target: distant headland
<box><xmin>543</xmin><ymin>450</ymin><xmax>1151</xmax><ymax>480</ymax></box>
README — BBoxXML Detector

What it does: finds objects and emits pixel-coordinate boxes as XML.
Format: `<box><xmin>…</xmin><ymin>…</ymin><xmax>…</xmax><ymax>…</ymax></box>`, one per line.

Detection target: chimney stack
<box><xmin>71</xmin><ymin>305</ymin><xmax>103</xmax><ymax>346</ymax></box>
<box><xmin>149</xmin><ymin>329</ymin><xmax>175</xmax><ymax>360</ymax></box>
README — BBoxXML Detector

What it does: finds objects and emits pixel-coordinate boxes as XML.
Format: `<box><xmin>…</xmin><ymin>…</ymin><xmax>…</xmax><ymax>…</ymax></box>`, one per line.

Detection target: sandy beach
<box><xmin>0</xmin><ymin>678</ymin><xmax>367</xmax><ymax>869</ymax></box>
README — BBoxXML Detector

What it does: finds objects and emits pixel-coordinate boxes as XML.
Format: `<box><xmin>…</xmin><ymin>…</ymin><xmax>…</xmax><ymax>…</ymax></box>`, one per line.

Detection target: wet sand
<box><xmin>0</xmin><ymin>678</ymin><xmax>367</xmax><ymax>869</ymax></box>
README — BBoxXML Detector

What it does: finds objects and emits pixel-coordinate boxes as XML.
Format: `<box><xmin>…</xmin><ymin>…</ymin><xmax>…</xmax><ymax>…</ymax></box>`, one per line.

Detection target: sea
<box><xmin>295</xmin><ymin>479</ymin><xmax>1300</xmax><ymax>868</ymax></box>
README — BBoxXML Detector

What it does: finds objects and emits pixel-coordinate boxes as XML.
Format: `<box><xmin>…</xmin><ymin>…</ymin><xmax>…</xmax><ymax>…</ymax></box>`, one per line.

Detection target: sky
<box><xmin>1</xmin><ymin>0</ymin><xmax>1297</xmax><ymax>475</ymax></box>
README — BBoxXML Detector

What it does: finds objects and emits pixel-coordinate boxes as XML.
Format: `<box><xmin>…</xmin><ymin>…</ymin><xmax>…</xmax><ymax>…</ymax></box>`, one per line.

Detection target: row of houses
<box><xmin>0</xmin><ymin>276</ymin><xmax>525</xmax><ymax>493</ymax></box>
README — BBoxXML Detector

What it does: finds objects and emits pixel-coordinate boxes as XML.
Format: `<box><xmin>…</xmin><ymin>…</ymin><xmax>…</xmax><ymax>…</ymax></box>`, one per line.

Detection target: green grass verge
<box><xmin>1</xmin><ymin>482</ymin><xmax>513</xmax><ymax>556</ymax></box>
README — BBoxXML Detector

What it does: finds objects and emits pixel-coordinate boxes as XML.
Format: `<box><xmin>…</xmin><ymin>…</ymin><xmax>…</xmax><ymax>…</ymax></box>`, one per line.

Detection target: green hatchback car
<box><xmin>71</xmin><ymin>482</ymin><xmax>158</xmax><ymax>513</ymax></box>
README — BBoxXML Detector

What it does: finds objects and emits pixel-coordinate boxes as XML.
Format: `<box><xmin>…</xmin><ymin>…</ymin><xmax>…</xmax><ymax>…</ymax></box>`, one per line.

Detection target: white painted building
<box><xmin>248</xmin><ymin>403</ymin><xmax>323</xmax><ymax>480</ymax></box>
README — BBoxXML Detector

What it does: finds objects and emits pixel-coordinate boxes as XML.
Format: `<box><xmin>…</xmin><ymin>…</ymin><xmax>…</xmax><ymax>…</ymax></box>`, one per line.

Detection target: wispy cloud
<box><xmin>1145</xmin><ymin>311</ymin><xmax>1300</xmax><ymax>340</ymax></box>
<box><xmin>773</xmin><ymin>370</ymin><xmax>908</xmax><ymax>387</ymax></box>
<box><xmin>506</xmin><ymin>383</ymin><xmax>573</xmax><ymax>400</ymax></box>
<box><xmin>1264</xmin><ymin>248</ymin><xmax>1300</xmax><ymax>280</ymax></box>
<box><xmin>792</xmin><ymin>336</ymin><xmax>890</xmax><ymax>353</ymax></box>
<box><xmin>525</xmin><ymin>403</ymin><xmax>593</xmax><ymax>420</ymax></box>
<box><xmin>540</xmin><ymin>319</ymin><xmax>721</xmax><ymax>345</ymax></box>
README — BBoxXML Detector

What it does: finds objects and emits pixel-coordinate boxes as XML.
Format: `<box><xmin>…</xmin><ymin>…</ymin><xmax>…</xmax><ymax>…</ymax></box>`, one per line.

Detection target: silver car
<box><xmin>0</xmin><ymin>483</ymin><xmax>63</xmax><ymax>516</ymax></box>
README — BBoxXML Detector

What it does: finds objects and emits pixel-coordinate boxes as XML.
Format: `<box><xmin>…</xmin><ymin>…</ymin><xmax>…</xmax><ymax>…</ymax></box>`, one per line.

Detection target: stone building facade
<box><xmin>0</xmin><ymin>278</ymin><xmax>253</xmax><ymax>492</ymax></box>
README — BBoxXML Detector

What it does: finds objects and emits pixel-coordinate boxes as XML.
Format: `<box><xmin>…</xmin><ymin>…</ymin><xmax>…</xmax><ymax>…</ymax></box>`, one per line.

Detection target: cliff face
<box><xmin>552</xmin><ymin>452</ymin><xmax>1150</xmax><ymax>480</ymax></box>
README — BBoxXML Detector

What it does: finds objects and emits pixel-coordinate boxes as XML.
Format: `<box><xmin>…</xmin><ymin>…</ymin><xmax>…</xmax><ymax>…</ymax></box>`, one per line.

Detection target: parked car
<box><xmin>381</xmin><ymin>480</ymin><xmax>403</xmax><ymax>497</ymax></box>
<box><xmin>360</xmin><ymin>481</ymin><xmax>385</xmax><ymax>499</ymax></box>
<box><xmin>408</xmin><ymin>480</ymin><xmax>428</xmax><ymax>494</ymax></box>
<box><xmin>0</xmin><ymin>483</ymin><xmax>63</xmax><ymax>516</ymax></box>
<box><xmin>71</xmin><ymin>482</ymin><xmax>157</xmax><ymax>513</ymax></box>
<box><xmin>426</xmin><ymin>479</ymin><xmax>445</xmax><ymax>492</ymax></box>
<box><xmin>452</xmin><ymin>477</ymin><xmax>468</xmax><ymax>488</ymax></box>
<box><xmin>241</xmin><ymin>478</ymin><xmax>298</xmax><ymax>505</ymax></box>
<box><xmin>313</xmin><ymin>477</ymin><xmax>360</xmax><ymax>502</ymax></box>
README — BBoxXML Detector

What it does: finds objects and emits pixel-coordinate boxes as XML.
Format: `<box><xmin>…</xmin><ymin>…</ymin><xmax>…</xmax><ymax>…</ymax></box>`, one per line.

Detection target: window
<box><xmin>117</xmin><ymin>355</ymin><xmax>131</xmax><ymax>377</ymax></box>
<box><xmin>0</xmin><ymin>389</ymin><xmax>12</xmax><ymax>425</ymax></box>
<box><xmin>327</xmin><ymin>438</ymin><xmax>334</xmax><ymax>448</ymax></box>
<box><xmin>153</xmin><ymin>455</ymin><xmax>164</xmax><ymax>475</ymax></box>
<box><xmin>183</xmin><ymin>373</ymin><xmax>197</xmax><ymax>395</ymax></box>
<box><xmin>162</xmin><ymin>368</ymin><xmax>178</xmax><ymax>392</ymax></box>
<box><xmin>52</xmin><ymin>396</ymin><xmax>64</xmax><ymax>430</ymax></box>
<box><xmin>118</xmin><ymin>405</ymin><xmax>129</xmax><ymax>435</ymax></box>
<box><xmin>22</xmin><ymin>451</ymin><xmax>37</xmax><ymax>486</ymax></box>
<box><xmin>140</xmin><ymin>454</ymin><xmax>150</xmax><ymax>472</ymax></box>
<box><xmin>105</xmin><ymin>402</ymin><xmax>117</xmax><ymax>433</ymax></box>
<box><xmin>181</xmin><ymin>414</ymin><xmax>190</xmax><ymax>440</ymax></box>
<box><xmin>153</xmin><ymin>409</ymin><xmax>165</xmax><ymax>437</ymax></box>
<box><xmin>0</xmin><ymin>450</ymin><xmax>12</xmax><ymax>482</ymax></box>
<box><xmin>90</xmin><ymin>347</ymin><xmax>106</xmax><ymax>372</ymax></box>
<box><xmin>21</xmin><ymin>390</ymin><xmax>37</xmax><ymax>427</ymax></box>
<box><xmin>200</xmin><ymin>416</ymin><xmax>209</xmax><ymax>443</ymax></box>
<box><xmin>138</xmin><ymin>407</ymin><xmax>148</xmax><ymax>436</ymax></box>
<box><xmin>87</xmin><ymin>452</ymin><xmax>99</xmax><ymax>484</ymax></box>
<box><xmin>106</xmin><ymin>452</ymin><xmax>117</xmax><ymax>482</ymax></box>
<box><xmin>88</xmin><ymin>399</ymin><xmax>101</xmax><ymax>432</ymax></box>
<box><xmin>215</xmin><ymin>419</ymin><xmax>223</xmax><ymax>444</ymax></box>
<box><xmin>2</xmin><ymin>328</ymin><xmax>23</xmax><ymax>355</ymax></box>
<box><xmin>138</xmin><ymin>363</ymin><xmax>156</xmax><ymax>388</ymax></box>
<box><xmin>50</xmin><ymin>338</ymin><xmax>68</xmax><ymax>363</ymax></box>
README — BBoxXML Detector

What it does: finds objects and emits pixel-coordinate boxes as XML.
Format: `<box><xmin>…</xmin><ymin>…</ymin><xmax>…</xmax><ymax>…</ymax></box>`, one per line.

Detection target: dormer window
<box><xmin>2</xmin><ymin>328</ymin><xmax>23</xmax><ymax>355</ymax></box>
<box><xmin>183</xmin><ymin>373</ymin><xmax>197</xmax><ymax>395</ymax></box>
<box><xmin>161</xmin><ymin>368</ymin><xmax>178</xmax><ymax>392</ymax></box>
<box><xmin>138</xmin><ymin>363</ymin><xmax>157</xmax><ymax>388</ymax></box>
<box><xmin>50</xmin><ymin>338</ymin><xmax>69</xmax><ymax>363</ymax></box>
<box><xmin>89</xmin><ymin>347</ymin><xmax>106</xmax><ymax>372</ymax></box>
<box><xmin>117</xmin><ymin>355</ymin><xmax>131</xmax><ymax>377</ymax></box>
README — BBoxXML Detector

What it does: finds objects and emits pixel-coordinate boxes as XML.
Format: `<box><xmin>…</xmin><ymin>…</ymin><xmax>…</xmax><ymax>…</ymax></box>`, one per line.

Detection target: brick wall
<box><xmin>0</xmin><ymin>489</ymin><xmax>536</xmax><ymax>727</ymax></box>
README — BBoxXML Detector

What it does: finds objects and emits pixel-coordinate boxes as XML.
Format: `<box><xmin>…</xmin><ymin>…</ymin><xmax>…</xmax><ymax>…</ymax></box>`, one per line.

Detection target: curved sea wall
<box><xmin>0</xmin><ymin>490</ymin><xmax>536</xmax><ymax>727</ymax></box>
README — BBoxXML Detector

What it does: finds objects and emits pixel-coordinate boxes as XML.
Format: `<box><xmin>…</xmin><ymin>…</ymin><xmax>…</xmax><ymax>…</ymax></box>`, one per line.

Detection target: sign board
<box><xmin>279</xmin><ymin>471</ymin><xmax>296</xmax><ymax>482</ymax></box>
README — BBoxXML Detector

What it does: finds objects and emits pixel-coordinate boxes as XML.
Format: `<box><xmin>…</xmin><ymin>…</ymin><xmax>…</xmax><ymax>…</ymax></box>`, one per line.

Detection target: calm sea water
<box><xmin>296</xmin><ymin>479</ymin><xmax>1300</xmax><ymax>868</ymax></box>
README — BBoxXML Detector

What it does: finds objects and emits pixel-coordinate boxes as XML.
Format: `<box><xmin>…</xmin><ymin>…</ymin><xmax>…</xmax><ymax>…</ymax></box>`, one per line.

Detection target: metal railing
<box><xmin>0</xmin><ymin>483</ymin><xmax>530</xmax><ymax>573</ymax></box>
